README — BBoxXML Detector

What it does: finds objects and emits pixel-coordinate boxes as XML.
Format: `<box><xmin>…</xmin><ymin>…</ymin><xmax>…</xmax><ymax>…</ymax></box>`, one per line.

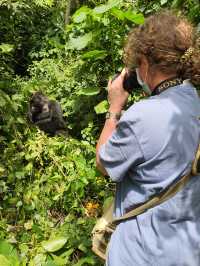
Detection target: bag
<box><xmin>91</xmin><ymin>201</ymin><xmax>115</xmax><ymax>261</ymax></box>
<box><xmin>92</xmin><ymin>143</ymin><xmax>200</xmax><ymax>261</ymax></box>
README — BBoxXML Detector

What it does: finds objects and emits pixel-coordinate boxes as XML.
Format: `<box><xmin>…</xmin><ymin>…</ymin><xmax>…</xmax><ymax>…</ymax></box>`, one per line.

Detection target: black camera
<box><xmin>112</xmin><ymin>71</ymin><xmax>140</xmax><ymax>93</ymax></box>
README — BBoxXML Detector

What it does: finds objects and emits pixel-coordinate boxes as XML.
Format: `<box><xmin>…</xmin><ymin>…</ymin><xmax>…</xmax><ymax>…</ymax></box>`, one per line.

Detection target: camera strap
<box><xmin>151</xmin><ymin>77</ymin><xmax>183</xmax><ymax>96</ymax></box>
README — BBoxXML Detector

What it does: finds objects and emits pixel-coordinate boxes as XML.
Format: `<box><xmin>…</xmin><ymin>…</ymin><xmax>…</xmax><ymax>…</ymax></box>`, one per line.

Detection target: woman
<box><xmin>96</xmin><ymin>11</ymin><xmax>200</xmax><ymax>266</ymax></box>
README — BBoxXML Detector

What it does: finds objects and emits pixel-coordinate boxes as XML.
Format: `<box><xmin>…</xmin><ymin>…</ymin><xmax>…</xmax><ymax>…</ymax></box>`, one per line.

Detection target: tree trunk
<box><xmin>64</xmin><ymin>0</ymin><xmax>82</xmax><ymax>26</ymax></box>
<box><xmin>65</xmin><ymin>0</ymin><xmax>72</xmax><ymax>26</ymax></box>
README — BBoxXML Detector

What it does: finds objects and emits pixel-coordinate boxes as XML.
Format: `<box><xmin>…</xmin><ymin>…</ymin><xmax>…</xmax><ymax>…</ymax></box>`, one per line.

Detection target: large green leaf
<box><xmin>0</xmin><ymin>242</ymin><xmax>12</xmax><ymax>256</ymax></box>
<box><xmin>111</xmin><ymin>8</ymin><xmax>125</xmax><ymax>20</ymax></box>
<box><xmin>72</xmin><ymin>6</ymin><xmax>92</xmax><ymax>23</ymax></box>
<box><xmin>78</xmin><ymin>87</ymin><xmax>100</xmax><ymax>96</ymax></box>
<box><xmin>82</xmin><ymin>50</ymin><xmax>107</xmax><ymax>60</ymax></box>
<box><xmin>94</xmin><ymin>100</ymin><xmax>108</xmax><ymax>114</ymax></box>
<box><xmin>61</xmin><ymin>248</ymin><xmax>74</xmax><ymax>259</ymax></box>
<box><xmin>0</xmin><ymin>255</ymin><xmax>11</xmax><ymax>266</ymax></box>
<box><xmin>93</xmin><ymin>0</ymin><xmax>121</xmax><ymax>14</ymax></box>
<box><xmin>32</xmin><ymin>253</ymin><xmax>46</xmax><ymax>265</ymax></box>
<box><xmin>0</xmin><ymin>240</ymin><xmax>19</xmax><ymax>266</ymax></box>
<box><xmin>42</xmin><ymin>237</ymin><xmax>67</xmax><ymax>253</ymax></box>
<box><xmin>68</xmin><ymin>32</ymin><xmax>93</xmax><ymax>50</ymax></box>
<box><xmin>124</xmin><ymin>11</ymin><xmax>145</xmax><ymax>24</ymax></box>
<box><xmin>160</xmin><ymin>0</ymin><xmax>168</xmax><ymax>5</ymax></box>
<box><xmin>0</xmin><ymin>43</ymin><xmax>14</xmax><ymax>53</ymax></box>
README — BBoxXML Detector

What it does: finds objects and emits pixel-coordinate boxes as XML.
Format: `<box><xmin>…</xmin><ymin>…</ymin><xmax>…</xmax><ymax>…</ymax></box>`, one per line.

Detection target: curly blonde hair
<box><xmin>123</xmin><ymin>10</ymin><xmax>200</xmax><ymax>86</ymax></box>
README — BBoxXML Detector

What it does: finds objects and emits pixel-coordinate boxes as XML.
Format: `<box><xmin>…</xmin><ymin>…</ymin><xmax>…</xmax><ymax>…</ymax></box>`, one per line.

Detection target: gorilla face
<box><xmin>28</xmin><ymin>91</ymin><xmax>67</xmax><ymax>136</ymax></box>
<box><xmin>29</xmin><ymin>92</ymin><xmax>50</xmax><ymax>123</ymax></box>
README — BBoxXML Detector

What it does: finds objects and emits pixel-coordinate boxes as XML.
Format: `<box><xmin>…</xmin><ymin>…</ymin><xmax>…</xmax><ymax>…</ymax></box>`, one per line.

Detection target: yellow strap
<box><xmin>192</xmin><ymin>143</ymin><xmax>200</xmax><ymax>175</ymax></box>
<box><xmin>113</xmin><ymin>173</ymin><xmax>190</xmax><ymax>223</ymax></box>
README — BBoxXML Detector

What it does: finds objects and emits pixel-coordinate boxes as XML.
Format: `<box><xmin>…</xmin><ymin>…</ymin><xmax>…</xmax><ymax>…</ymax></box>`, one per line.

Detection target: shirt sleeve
<box><xmin>99</xmin><ymin>117</ymin><xmax>144</xmax><ymax>182</ymax></box>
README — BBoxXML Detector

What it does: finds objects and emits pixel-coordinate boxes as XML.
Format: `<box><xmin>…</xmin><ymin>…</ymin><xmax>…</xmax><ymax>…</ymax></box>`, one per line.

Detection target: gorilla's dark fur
<box><xmin>28</xmin><ymin>92</ymin><xmax>67</xmax><ymax>136</ymax></box>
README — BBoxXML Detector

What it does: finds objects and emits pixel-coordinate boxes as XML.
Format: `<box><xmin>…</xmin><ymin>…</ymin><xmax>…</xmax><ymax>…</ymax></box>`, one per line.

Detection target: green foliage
<box><xmin>94</xmin><ymin>100</ymin><xmax>109</xmax><ymax>114</ymax></box>
<box><xmin>33</xmin><ymin>0</ymin><xmax>54</xmax><ymax>7</ymax></box>
<box><xmin>0</xmin><ymin>44</ymin><xmax>14</xmax><ymax>54</ymax></box>
<box><xmin>137</xmin><ymin>0</ymin><xmax>200</xmax><ymax>23</ymax></box>
<box><xmin>0</xmin><ymin>241</ymin><xmax>20</xmax><ymax>266</ymax></box>
<box><xmin>42</xmin><ymin>238</ymin><xmax>68</xmax><ymax>252</ymax></box>
<box><xmin>1</xmin><ymin>127</ymin><xmax>109</xmax><ymax>264</ymax></box>
<box><xmin>1</xmin><ymin>0</ymin><xmax>199</xmax><ymax>265</ymax></box>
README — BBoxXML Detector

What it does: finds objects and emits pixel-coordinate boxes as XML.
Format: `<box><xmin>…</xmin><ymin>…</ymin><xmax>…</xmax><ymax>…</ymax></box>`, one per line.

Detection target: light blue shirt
<box><xmin>99</xmin><ymin>82</ymin><xmax>200</xmax><ymax>266</ymax></box>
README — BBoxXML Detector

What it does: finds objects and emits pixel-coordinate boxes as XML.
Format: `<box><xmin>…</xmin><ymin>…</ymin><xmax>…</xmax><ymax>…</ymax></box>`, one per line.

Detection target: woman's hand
<box><xmin>108</xmin><ymin>69</ymin><xmax>129</xmax><ymax>112</ymax></box>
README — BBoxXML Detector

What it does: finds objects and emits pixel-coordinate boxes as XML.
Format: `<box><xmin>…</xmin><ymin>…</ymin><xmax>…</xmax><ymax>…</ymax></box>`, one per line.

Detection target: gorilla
<box><xmin>28</xmin><ymin>92</ymin><xmax>68</xmax><ymax>136</ymax></box>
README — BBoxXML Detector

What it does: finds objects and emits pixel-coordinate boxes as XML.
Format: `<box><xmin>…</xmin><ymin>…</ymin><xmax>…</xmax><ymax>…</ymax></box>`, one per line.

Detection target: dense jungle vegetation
<box><xmin>1</xmin><ymin>0</ymin><xmax>200</xmax><ymax>265</ymax></box>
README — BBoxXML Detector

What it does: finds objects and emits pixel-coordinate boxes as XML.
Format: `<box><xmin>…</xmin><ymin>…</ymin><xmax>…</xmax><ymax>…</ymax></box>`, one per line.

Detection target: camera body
<box><xmin>112</xmin><ymin>71</ymin><xmax>140</xmax><ymax>93</ymax></box>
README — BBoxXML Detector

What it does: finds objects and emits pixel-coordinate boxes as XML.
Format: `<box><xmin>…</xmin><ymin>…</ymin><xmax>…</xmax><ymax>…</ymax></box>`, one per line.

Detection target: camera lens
<box><xmin>123</xmin><ymin>71</ymin><xmax>140</xmax><ymax>93</ymax></box>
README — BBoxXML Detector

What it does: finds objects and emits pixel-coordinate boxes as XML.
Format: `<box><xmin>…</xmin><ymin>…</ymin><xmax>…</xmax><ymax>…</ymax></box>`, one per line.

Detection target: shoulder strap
<box><xmin>113</xmin><ymin>142</ymin><xmax>200</xmax><ymax>224</ymax></box>
<box><xmin>192</xmin><ymin>143</ymin><xmax>200</xmax><ymax>175</ymax></box>
<box><xmin>113</xmin><ymin>173</ymin><xmax>190</xmax><ymax>223</ymax></box>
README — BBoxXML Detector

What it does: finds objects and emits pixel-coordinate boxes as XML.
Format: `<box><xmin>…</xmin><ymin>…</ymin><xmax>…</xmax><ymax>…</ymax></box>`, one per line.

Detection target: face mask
<box><xmin>136</xmin><ymin>68</ymin><xmax>152</xmax><ymax>95</ymax></box>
